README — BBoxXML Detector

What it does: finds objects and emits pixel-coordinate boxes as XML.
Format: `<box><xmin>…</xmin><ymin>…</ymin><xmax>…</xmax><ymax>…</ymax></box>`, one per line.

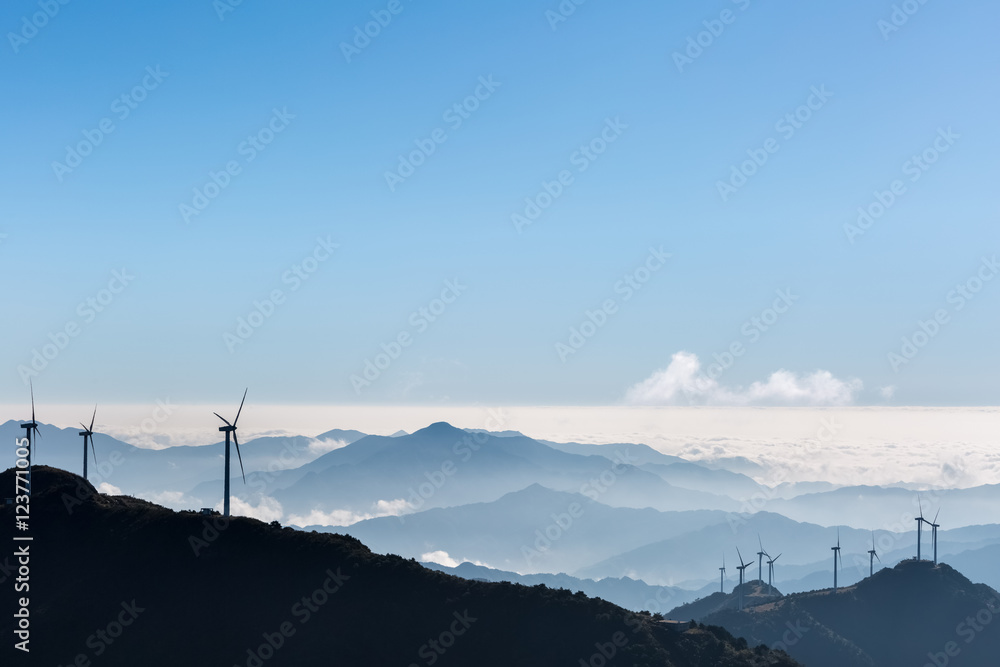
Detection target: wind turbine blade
<box><xmin>918</xmin><ymin>494</ymin><xmax>924</xmax><ymax>519</ymax></box>
<box><xmin>80</xmin><ymin>423</ymin><xmax>89</xmax><ymax>431</ymax></box>
<box><xmin>233</xmin><ymin>432</ymin><xmax>246</xmax><ymax>484</ymax></box>
<box><xmin>30</xmin><ymin>380</ymin><xmax>35</xmax><ymax>422</ymax></box>
<box><xmin>774</xmin><ymin>553</ymin><xmax>782</xmax><ymax>562</ymax></box>
<box><xmin>234</xmin><ymin>388</ymin><xmax>248</xmax><ymax>427</ymax></box>
<box><xmin>875</xmin><ymin>552</ymin><xmax>881</xmax><ymax>563</ymax></box>
<box><xmin>214</xmin><ymin>412</ymin><xmax>233</xmax><ymax>427</ymax></box>
<box><xmin>933</xmin><ymin>508</ymin><xmax>940</xmax><ymax>525</ymax></box>
<box><xmin>90</xmin><ymin>405</ymin><xmax>97</xmax><ymax>431</ymax></box>
<box><xmin>736</xmin><ymin>547</ymin><xmax>745</xmax><ymax>567</ymax></box>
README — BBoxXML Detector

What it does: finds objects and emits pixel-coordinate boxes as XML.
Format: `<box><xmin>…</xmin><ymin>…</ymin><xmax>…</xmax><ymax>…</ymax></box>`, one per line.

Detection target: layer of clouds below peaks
<box><xmin>625</xmin><ymin>351</ymin><xmax>862</xmax><ymax>406</ymax></box>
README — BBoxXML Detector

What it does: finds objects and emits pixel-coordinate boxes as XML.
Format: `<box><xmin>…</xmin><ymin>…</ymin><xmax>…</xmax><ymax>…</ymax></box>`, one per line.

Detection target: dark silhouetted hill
<box><xmin>697</xmin><ymin>560</ymin><xmax>1000</xmax><ymax>667</ymax></box>
<box><xmin>0</xmin><ymin>467</ymin><xmax>799</xmax><ymax>667</ymax></box>
<box><xmin>668</xmin><ymin>580</ymin><xmax>782</xmax><ymax>621</ymax></box>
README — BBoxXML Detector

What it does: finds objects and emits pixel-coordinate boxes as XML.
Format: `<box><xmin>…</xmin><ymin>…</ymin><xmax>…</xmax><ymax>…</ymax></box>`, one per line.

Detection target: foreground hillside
<box><xmin>695</xmin><ymin>561</ymin><xmax>1000</xmax><ymax>667</ymax></box>
<box><xmin>0</xmin><ymin>467</ymin><xmax>799</xmax><ymax>667</ymax></box>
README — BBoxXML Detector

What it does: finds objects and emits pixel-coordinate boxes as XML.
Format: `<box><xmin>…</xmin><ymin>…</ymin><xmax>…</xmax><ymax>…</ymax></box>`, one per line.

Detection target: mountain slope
<box><xmin>424</xmin><ymin>561</ymin><xmax>702</xmax><ymax>613</ymax></box>
<box><xmin>0</xmin><ymin>467</ymin><xmax>799</xmax><ymax>667</ymax></box>
<box><xmin>667</xmin><ymin>581</ymin><xmax>783</xmax><ymax>621</ymax></box>
<box><xmin>700</xmin><ymin>560</ymin><xmax>1000</xmax><ymax>667</ymax></box>
<box><xmin>576</xmin><ymin>513</ymin><xmax>893</xmax><ymax>585</ymax></box>
<box><xmin>330</xmin><ymin>483</ymin><xmax>731</xmax><ymax>574</ymax></box>
<box><xmin>770</xmin><ymin>484</ymin><xmax>1000</xmax><ymax>529</ymax></box>
<box><xmin>640</xmin><ymin>461</ymin><xmax>764</xmax><ymax>498</ymax></box>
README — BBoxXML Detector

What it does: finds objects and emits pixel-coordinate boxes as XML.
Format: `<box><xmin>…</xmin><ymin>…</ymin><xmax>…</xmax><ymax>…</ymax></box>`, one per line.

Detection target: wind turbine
<box><xmin>915</xmin><ymin>495</ymin><xmax>928</xmax><ymax>560</ymax></box>
<box><xmin>757</xmin><ymin>535</ymin><xmax>768</xmax><ymax>584</ymax></box>
<box><xmin>868</xmin><ymin>531</ymin><xmax>880</xmax><ymax>577</ymax></box>
<box><xmin>78</xmin><ymin>406</ymin><xmax>98</xmax><ymax>481</ymax></box>
<box><xmin>214</xmin><ymin>388</ymin><xmax>248</xmax><ymax>518</ymax></box>
<box><xmin>766</xmin><ymin>553</ymin><xmax>781</xmax><ymax>595</ymax></box>
<box><xmin>735</xmin><ymin>548</ymin><xmax>750</xmax><ymax>611</ymax></box>
<box><xmin>19</xmin><ymin>381</ymin><xmax>41</xmax><ymax>494</ymax></box>
<box><xmin>930</xmin><ymin>509</ymin><xmax>941</xmax><ymax>565</ymax></box>
<box><xmin>719</xmin><ymin>555</ymin><xmax>727</xmax><ymax>594</ymax></box>
<box><xmin>831</xmin><ymin>530</ymin><xmax>842</xmax><ymax>592</ymax></box>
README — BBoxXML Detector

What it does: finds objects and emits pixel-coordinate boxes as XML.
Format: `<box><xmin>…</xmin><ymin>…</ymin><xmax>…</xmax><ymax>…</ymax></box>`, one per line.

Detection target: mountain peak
<box><xmin>412</xmin><ymin>422</ymin><xmax>466</xmax><ymax>437</ymax></box>
<box><xmin>499</xmin><ymin>483</ymin><xmax>578</xmax><ymax>504</ymax></box>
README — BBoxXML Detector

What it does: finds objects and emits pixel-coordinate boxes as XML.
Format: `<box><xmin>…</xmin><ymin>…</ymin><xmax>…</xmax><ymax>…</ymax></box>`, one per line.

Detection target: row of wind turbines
<box><xmin>17</xmin><ymin>383</ymin><xmax>250</xmax><ymax>517</ymax></box>
<box><xmin>722</xmin><ymin>502</ymin><xmax>945</xmax><ymax>610</ymax></box>
<box><xmin>721</xmin><ymin>537</ymin><xmax>783</xmax><ymax>611</ymax></box>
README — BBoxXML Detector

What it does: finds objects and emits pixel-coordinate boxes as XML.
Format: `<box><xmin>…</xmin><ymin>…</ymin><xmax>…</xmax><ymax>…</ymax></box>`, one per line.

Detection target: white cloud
<box><xmin>374</xmin><ymin>498</ymin><xmax>410</xmax><ymax>515</ymax></box>
<box><xmin>880</xmin><ymin>385</ymin><xmax>897</xmax><ymax>399</ymax></box>
<box><xmin>306</xmin><ymin>437</ymin><xmax>349</xmax><ymax>456</ymax></box>
<box><xmin>421</xmin><ymin>550</ymin><xmax>461</xmax><ymax>567</ymax></box>
<box><xmin>287</xmin><ymin>508</ymin><xmax>372</xmax><ymax>527</ymax></box>
<box><xmin>219</xmin><ymin>495</ymin><xmax>284</xmax><ymax>522</ymax></box>
<box><xmin>744</xmin><ymin>369</ymin><xmax>861</xmax><ymax>405</ymax></box>
<box><xmin>140</xmin><ymin>490</ymin><xmax>201</xmax><ymax>508</ymax></box>
<box><xmin>419</xmin><ymin>550</ymin><xmax>491</xmax><ymax>569</ymax></box>
<box><xmin>98</xmin><ymin>482</ymin><xmax>122</xmax><ymax>495</ymax></box>
<box><xmin>287</xmin><ymin>498</ymin><xmax>410</xmax><ymax>527</ymax></box>
<box><xmin>625</xmin><ymin>351</ymin><xmax>862</xmax><ymax>406</ymax></box>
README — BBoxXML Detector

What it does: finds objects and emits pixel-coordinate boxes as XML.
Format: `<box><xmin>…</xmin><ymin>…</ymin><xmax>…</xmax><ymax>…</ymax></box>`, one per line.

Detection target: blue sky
<box><xmin>2</xmin><ymin>0</ymin><xmax>998</xmax><ymax>407</ymax></box>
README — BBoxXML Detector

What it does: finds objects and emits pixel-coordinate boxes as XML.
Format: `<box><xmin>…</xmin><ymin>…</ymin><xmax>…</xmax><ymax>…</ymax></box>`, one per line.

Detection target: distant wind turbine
<box><xmin>757</xmin><ymin>535</ymin><xmax>768</xmax><ymax>584</ymax></box>
<box><xmin>20</xmin><ymin>381</ymin><xmax>41</xmax><ymax>494</ymax></box>
<box><xmin>868</xmin><ymin>531</ymin><xmax>880</xmax><ymax>577</ymax></box>
<box><xmin>930</xmin><ymin>508</ymin><xmax>941</xmax><ymax>565</ymax></box>
<box><xmin>736</xmin><ymin>548</ymin><xmax>750</xmax><ymax>611</ymax></box>
<box><xmin>915</xmin><ymin>495</ymin><xmax>928</xmax><ymax>560</ymax></box>
<box><xmin>719</xmin><ymin>555</ymin><xmax>727</xmax><ymax>594</ymax></box>
<box><xmin>214</xmin><ymin>389</ymin><xmax>248</xmax><ymax>517</ymax></box>
<box><xmin>78</xmin><ymin>406</ymin><xmax>98</xmax><ymax>481</ymax></box>
<box><xmin>766</xmin><ymin>553</ymin><xmax>781</xmax><ymax>595</ymax></box>
<box><xmin>831</xmin><ymin>530</ymin><xmax>842</xmax><ymax>592</ymax></box>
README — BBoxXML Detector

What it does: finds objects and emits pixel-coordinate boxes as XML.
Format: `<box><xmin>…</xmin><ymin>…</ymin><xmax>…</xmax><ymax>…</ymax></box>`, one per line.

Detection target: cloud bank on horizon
<box><xmin>625</xmin><ymin>351</ymin><xmax>862</xmax><ymax>406</ymax></box>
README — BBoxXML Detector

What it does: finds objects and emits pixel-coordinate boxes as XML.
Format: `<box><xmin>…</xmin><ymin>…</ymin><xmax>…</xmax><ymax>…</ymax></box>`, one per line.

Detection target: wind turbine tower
<box><xmin>832</xmin><ymin>530</ymin><xmax>842</xmax><ymax>592</ymax></box>
<box><xmin>757</xmin><ymin>535</ymin><xmax>768</xmax><ymax>584</ymax></box>
<box><xmin>78</xmin><ymin>406</ymin><xmax>98</xmax><ymax>481</ymax></box>
<box><xmin>930</xmin><ymin>509</ymin><xmax>941</xmax><ymax>565</ymax></box>
<box><xmin>868</xmin><ymin>531</ymin><xmax>880</xmax><ymax>577</ymax></box>
<box><xmin>20</xmin><ymin>381</ymin><xmax>41</xmax><ymax>494</ymax></box>
<box><xmin>915</xmin><ymin>495</ymin><xmax>926</xmax><ymax>560</ymax></box>
<box><xmin>736</xmin><ymin>548</ymin><xmax>750</xmax><ymax>611</ymax></box>
<box><xmin>214</xmin><ymin>389</ymin><xmax>248</xmax><ymax>518</ymax></box>
<box><xmin>767</xmin><ymin>553</ymin><xmax>781</xmax><ymax>595</ymax></box>
<box><xmin>719</xmin><ymin>555</ymin><xmax>727</xmax><ymax>594</ymax></box>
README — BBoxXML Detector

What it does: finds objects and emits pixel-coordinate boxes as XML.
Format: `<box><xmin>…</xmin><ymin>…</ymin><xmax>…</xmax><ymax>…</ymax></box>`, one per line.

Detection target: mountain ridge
<box><xmin>0</xmin><ymin>466</ymin><xmax>800</xmax><ymax>667</ymax></box>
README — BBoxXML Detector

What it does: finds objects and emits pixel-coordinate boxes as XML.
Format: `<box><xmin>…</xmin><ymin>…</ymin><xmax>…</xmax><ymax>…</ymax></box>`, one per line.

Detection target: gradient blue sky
<box><xmin>2</xmin><ymin>0</ymin><xmax>998</xmax><ymax>407</ymax></box>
